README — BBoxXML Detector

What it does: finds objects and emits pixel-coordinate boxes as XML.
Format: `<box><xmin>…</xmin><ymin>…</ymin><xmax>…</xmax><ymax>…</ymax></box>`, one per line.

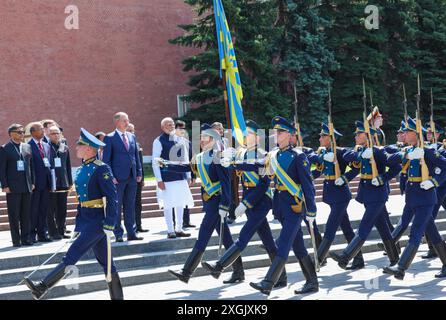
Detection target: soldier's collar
<box><xmin>279</xmin><ymin>145</ymin><xmax>291</xmax><ymax>152</ymax></box>
<box><xmin>83</xmin><ymin>157</ymin><xmax>97</xmax><ymax>165</ymax></box>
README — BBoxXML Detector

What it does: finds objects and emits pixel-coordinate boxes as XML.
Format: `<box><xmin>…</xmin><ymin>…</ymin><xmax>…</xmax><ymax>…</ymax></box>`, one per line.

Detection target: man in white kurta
<box><xmin>152</xmin><ymin>118</ymin><xmax>194</xmax><ymax>238</ymax></box>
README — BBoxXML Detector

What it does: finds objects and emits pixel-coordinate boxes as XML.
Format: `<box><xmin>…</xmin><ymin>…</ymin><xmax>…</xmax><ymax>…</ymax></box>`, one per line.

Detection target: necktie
<box><xmin>122</xmin><ymin>134</ymin><xmax>129</xmax><ymax>151</ymax></box>
<box><xmin>37</xmin><ymin>142</ymin><xmax>45</xmax><ymax>158</ymax></box>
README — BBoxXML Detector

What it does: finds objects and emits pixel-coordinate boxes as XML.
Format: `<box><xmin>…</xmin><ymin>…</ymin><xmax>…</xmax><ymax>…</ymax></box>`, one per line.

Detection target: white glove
<box><xmin>222</xmin><ymin>147</ymin><xmax>236</xmax><ymax>159</ymax></box>
<box><xmin>306</xmin><ymin>216</ymin><xmax>316</xmax><ymax>225</ymax></box>
<box><xmin>323</xmin><ymin>152</ymin><xmax>335</xmax><ymax>163</ymax></box>
<box><xmin>103</xmin><ymin>229</ymin><xmax>114</xmax><ymax>238</ymax></box>
<box><xmin>220</xmin><ymin>157</ymin><xmax>231</xmax><ymax>168</ymax></box>
<box><xmin>335</xmin><ymin>177</ymin><xmax>345</xmax><ymax>186</ymax></box>
<box><xmin>235</xmin><ymin>203</ymin><xmax>247</xmax><ymax>218</ymax></box>
<box><xmin>361</xmin><ymin>148</ymin><xmax>373</xmax><ymax>159</ymax></box>
<box><xmin>420</xmin><ymin>180</ymin><xmax>435</xmax><ymax>190</ymax></box>
<box><xmin>408</xmin><ymin>147</ymin><xmax>424</xmax><ymax>160</ymax></box>
<box><xmin>371</xmin><ymin>177</ymin><xmax>380</xmax><ymax>186</ymax></box>
<box><xmin>219</xmin><ymin>209</ymin><xmax>228</xmax><ymax>221</ymax></box>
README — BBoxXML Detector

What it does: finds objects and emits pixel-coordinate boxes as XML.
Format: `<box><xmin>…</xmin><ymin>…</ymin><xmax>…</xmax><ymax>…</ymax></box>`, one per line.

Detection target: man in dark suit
<box><xmin>103</xmin><ymin>112</ymin><xmax>143</xmax><ymax>242</ymax></box>
<box><xmin>127</xmin><ymin>124</ymin><xmax>148</xmax><ymax>233</ymax></box>
<box><xmin>47</xmin><ymin>125</ymin><xmax>73</xmax><ymax>240</ymax></box>
<box><xmin>0</xmin><ymin>124</ymin><xmax>35</xmax><ymax>247</ymax></box>
<box><xmin>28</xmin><ymin>122</ymin><xmax>53</xmax><ymax>243</ymax></box>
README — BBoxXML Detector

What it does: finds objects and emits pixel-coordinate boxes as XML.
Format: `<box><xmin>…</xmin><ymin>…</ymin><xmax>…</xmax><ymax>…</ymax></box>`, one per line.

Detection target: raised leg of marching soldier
<box><xmin>168</xmin><ymin>196</ymin><xmax>239</xmax><ymax>284</ymax></box>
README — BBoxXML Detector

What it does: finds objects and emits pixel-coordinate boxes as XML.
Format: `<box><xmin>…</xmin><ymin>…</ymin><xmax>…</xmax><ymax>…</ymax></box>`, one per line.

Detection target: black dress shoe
<box><xmin>116</xmin><ymin>236</ymin><xmax>124</xmax><ymax>243</ymax></box>
<box><xmin>175</xmin><ymin>231</ymin><xmax>191</xmax><ymax>238</ymax></box>
<box><xmin>61</xmin><ymin>235</ymin><xmax>71</xmax><ymax>239</ymax></box>
<box><xmin>136</xmin><ymin>228</ymin><xmax>149</xmax><ymax>233</ymax></box>
<box><xmin>127</xmin><ymin>235</ymin><xmax>144</xmax><ymax>241</ymax></box>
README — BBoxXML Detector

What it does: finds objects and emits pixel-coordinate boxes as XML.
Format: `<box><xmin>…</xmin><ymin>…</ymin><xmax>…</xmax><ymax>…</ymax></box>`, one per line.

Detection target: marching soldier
<box><xmin>311</xmin><ymin>123</ymin><xmax>364</xmax><ymax>270</ymax></box>
<box><xmin>330</xmin><ymin>121</ymin><xmax>401</xmax><ymax>269</ymax></box>
<box><xmin>249</xmin><ymin>116</ymin><xmax>318</xmax><ymax>296</ymax></box>
<box><xmin>383</xmin><ymin>117</ymin><xmax>446</xmax><ymax>279</ymax></box>
<box><xmin>201</xmin><ymin>120</ymin><xmax>287</xmax><ymax>288</ymax></box>
<box><xmin>160</xmin><ymin>124</ymin><xmax>245</xmax><ymax>284</ymax></box>
<box><xmin>24</xmin><ymin>128</ymin><xmax>123</xmax><ymax>300</ymax></box>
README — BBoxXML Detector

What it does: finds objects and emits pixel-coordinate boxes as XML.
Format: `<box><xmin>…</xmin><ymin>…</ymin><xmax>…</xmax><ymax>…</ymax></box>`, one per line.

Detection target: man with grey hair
<box><xmin>152</xmin><ymin>117</ymin><xmax>194</xmax><ymax>238</ymax></box>
<box><xmin>103</xmin><ymin>112</ymin><xmax>143</xmax><ymax>242</ymax></box>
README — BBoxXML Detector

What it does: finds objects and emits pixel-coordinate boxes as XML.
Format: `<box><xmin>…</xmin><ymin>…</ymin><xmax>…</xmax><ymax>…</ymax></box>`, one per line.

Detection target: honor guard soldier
<box><xmin>383</xmin><ymin>117</ymin><xmax>446</xmax><ymax>279</ymax></box>
<box><xmin>330</xmin><ymin>121</ymin><xmax>401</xmax><ymax>269</ymax></box>
<box><xmin>311</xmin><ymin>123</ymin><xmax>364</xmax><ymax>269</ymax></box>
<box><xmin>160</xmin><ymin>124</ymin><xmax>245</xmax><ymax>284</ymax></box>
<box><xmin>201</xmin><ymin>120</ymin><xmax>287</xmax><ymax>288</ymax></box>
<box><xmin>250</xmin><ymin>116</ymin><xmax>318</xmax><ymax>296</ymax></box>
<box><xmin>24</xmin><ymin>128</ymin><xmax>123</xmax><ymax>300</ymax></box>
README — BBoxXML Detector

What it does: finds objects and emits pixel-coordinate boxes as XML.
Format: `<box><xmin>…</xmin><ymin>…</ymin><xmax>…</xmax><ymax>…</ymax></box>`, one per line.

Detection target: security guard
<box><xmin>330</xmin><ymin>121</ymin><xmax>401</xmax><ymax>269</ymax></box>
<box><xmin>311</xmin><ymin>123</ymin><xmax>364</xmax><ymax>269</ymax></box>
<box><xmin>201</xmin><ymin>120</ymin><xmax>287</xmax><ymax>288</ymax></box>
<box><xmin>383</xmin><ymin>117</ymin><xmax>446</xmax><ymax>279</ymax></box>
<box><xmin>250</xmin><ymin>116</ymin><xmax>318</xmax><ymax>296</ymax></box>
<box><xmin>162</xmin><ymin>124</ymin><xmax>244</xmax><ymax>284</ymax></box>
<box><xmin>24</xmin><ymin>128</ymin><xmax>123</xmax><ymax>300</ymax></box>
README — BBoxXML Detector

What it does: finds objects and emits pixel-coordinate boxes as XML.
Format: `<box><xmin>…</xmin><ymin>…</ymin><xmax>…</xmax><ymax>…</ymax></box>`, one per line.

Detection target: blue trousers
<box><xmin>235</xmin><ymin>197</ymin><xmax>277</xmax><ymax>253</ymax></box>
<box><xmin>62</xmin><ymin>231</ymin><xmax>117</xmax><ymax>274</ymax></box>
<box><xmin>194</xmin><ymin>197</ymin><xmax>234</xmax><ymax>252</ymax></box>
<box><xmin>357</xmin><ymin>202</ymin><xmax>393</xmax><ymax>241</ymax></box>
<box><xmin>323</xmin><ymin>201</ymin><xmax>355</xmax><ymax>242</ymax></box>
<box><xmin>405</xmin><ymin>205</ymin><xmax>439</xmax><ymax>246</ymax></box>
<box><xmin>30</xmin><ymin>189</ymin><xmax>50</xmax><ymax>240</ymax></box>
<box><xmin>115</xmin><ymin>177</ymin><xmax>137</xmax><ymax>238</ymax></box>
<box><xmin>275</xmin><ymin>207</ymin><xmax>307</xmax><ymax>260</ymax></box>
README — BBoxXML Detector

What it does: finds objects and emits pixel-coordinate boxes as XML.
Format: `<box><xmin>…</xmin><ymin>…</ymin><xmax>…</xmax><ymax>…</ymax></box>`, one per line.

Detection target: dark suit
<box><xmin>103</xmin><ymin>130</ymin><xmax>142</xmax><ymax>238</ymax></box>
<box><xmin>135</xmin><ymin>142</ymin><xmax>144</xmax><ymax>229</ymax></box>
<box><xmin>0</xmin><ymin>141</ymin><xmax>34</xmax><ymax>245</ymax></box>
<box><xmin>47</xmin><ymin>142</ymin><xmax>73</xmax><ymax>237</ymax></box>
<box><xmin>28</xmin><ymin>139</ymin><xmax>52</xmax><ymax>241</ymax></box>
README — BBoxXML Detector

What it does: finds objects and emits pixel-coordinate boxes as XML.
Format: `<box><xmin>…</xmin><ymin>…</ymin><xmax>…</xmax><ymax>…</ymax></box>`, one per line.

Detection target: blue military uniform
<box><xmin>165</xmin><ymin>124</ymin><xmax>243</xmax><ymax>284</ymax></box>
<box><xmin>24</xmin><ymin>128</ymin><xmax>123</xmax><ymax>300</ymax></box>
<box><xmin>250</xmin><ymin>116</ymin><xmax>319</xmax><ymax>296</ymax></box>
<box><xmin>331</xmin><ymin>121</ymin><xmax>401</xmax><ymax>269</ymax></box>
<box><xmin>310</xmin><ymin>123</ymin><xmax>363</xmax><ymax>269</ymax></box>
<box><xmin>384</xmin><ymin>117</ymin><xmax>446</xmax><ymax>279</ymax></box>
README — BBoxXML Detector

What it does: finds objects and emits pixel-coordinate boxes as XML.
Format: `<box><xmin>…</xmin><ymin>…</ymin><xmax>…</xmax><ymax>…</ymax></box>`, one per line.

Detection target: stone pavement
<box><xmin>52</xmin><ymin>245</ymin><xmax>446</xmax><ymax>300</ymax></box>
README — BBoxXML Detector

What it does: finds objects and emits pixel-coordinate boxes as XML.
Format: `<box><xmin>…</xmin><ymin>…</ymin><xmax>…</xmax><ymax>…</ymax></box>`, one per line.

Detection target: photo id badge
<box><xmin>17</xmin><ymin>160</ymin><xmax>25</xmax><ymax>171</ymax></box>
<box><xmin>43</xmin><ymin>157</ymin><xmax>51</xmax><ymax>168</ymax></box>
<box><xmin>54</xmin><ymin>158</ymin><xmax>62</xmax><ymax>168</ymax></box>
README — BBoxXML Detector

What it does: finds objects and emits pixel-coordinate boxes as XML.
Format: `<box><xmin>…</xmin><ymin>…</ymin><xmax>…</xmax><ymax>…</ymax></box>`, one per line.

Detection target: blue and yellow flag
<box><xmin>213</xmin><ymin>0</ymin><xmax>247</xmax><ymax>145</ymax></box>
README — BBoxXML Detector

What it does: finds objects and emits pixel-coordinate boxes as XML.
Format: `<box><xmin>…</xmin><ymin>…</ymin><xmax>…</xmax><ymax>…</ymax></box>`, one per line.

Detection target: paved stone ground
<box><xmin>52</xmin><ymin>245</ymin><xmax>446</xmax><ymax>300</ymax></box>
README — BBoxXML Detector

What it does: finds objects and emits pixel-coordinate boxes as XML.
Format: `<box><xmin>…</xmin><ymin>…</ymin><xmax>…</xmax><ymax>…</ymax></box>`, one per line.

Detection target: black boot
<box><xmin>295</xmin><ymin>255</ymin><xmax>319</xmax><ymax>294</ymax></box>
<box><xmin>223</xmin><ymin>256</ymin><xmax>245</xmax><ymax>284</ymax></box>
<box><xmin>24</xmin><ymin>263</ymin><xmax>67</xmax><ymax>300</ymax></box>
<box><xmin>383</xmin><ymin>243</ymin><xmax>418</xmax><ymax>280</ymax></box>
<box><xmin>107</xmin><ymin>272</ymin><xmax>124</xmax><ymax>300</ymax></box>
<box><xmin>316</xmin><ymin>238</ymin><xmax>332</xmax><ymax>267</ymax></box>
<box><xmin>382</xmin><ymin>239</ymin><xmax>399</xmax><ymax>266</ymax></box>
<box><xmin>267</xmin><ymin>252</ymin><xmax>287</xmax><ymax>288</ymax></box>
<box><xmin>422</xmin><ymin>234</ymin><xmax>437</xmax><ymax>259</ymax></box>
<box><xmin>346</xmin><ymin>251</ymin><xmax>365</xmax><ymax>270</ymax></box>
<box><xmin>168</xmin><ymin>248</ymin><xmax>204</xmax><ymax>283</ymax></box>
<box><xmin>250</xmin><ymin>257</ymin><xmax>286</xmax><ymax>296</ymax></box>
<box><xmin>433</xmin><ymin>241</ymin><xmax>446</xmax><ymax>278</ymax></box>
<box><xmin>330</xmin><ymin>236</ymin><xmax>365</xmax><ymax>270</ymax></box>
<box><xmin>201</xmin><ymin>245</ymin><xmax>240</xmax><ymax>280</ymax></box>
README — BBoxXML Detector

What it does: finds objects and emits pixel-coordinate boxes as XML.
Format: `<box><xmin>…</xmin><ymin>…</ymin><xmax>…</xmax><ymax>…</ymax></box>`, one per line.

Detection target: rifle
<box><xmin>327</xmin><ymin>84</ymin><xmax>341</xmax><ymax>179</ymax></box>
<box><xmin>362</xmin><ymin>78</ymin><xmax>378</xmax><ymax>178</ymax></box>
<box><xmin>430</xmin><ymin>88</ymin><xmax>437</xmax><ymax>145</ymax></box>
<box><xmin>402</xmin><ymin>84</ymin><xmax>408</xmax><ymax>126</ymax></box>
<box><xmin>416</xmin><ymin>74</ymin><xmax>429</xmax><ymax>181</ymax></box>
<box><xmin>293</xmin><ymin>81</ymin><xmax>304</xmax><ymax>147</ymax></box>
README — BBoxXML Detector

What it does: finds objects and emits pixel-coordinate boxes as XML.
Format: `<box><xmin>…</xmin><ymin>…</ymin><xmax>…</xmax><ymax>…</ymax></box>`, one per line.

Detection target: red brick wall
<box><xmin>0</xmin><ymin>0</ymin><xmax>197</xmax><ymax>164</ymax></box>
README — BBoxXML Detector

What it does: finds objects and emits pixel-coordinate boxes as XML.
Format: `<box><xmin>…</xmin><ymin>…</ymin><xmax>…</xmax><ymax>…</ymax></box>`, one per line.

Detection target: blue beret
<box><xmin>76</xmin><ymin>128</ymin><xmax>106</xmax><ymax>149</ymax></box>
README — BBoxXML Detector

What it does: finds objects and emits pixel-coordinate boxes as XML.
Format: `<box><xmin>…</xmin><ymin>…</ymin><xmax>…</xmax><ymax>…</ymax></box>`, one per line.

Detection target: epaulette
<box><xmin>94</xmin><ymin>159</ymin><xmax>105</xmax><ymax>166</ymax></box>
